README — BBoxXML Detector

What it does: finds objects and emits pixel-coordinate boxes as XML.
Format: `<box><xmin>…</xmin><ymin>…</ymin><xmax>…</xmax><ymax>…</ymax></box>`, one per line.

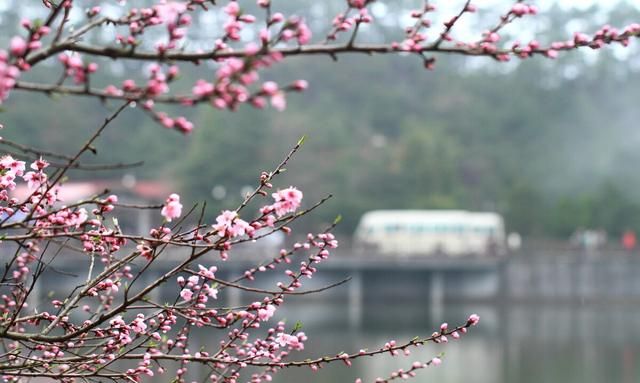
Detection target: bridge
<box><xmin>25</xmin><ymin>246</ymin><xmax>640</xmax><ymax>327</ymax></box>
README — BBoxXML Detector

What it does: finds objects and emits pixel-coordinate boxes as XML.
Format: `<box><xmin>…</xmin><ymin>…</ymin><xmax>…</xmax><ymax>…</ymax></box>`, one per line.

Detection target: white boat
<box><xmin>354</xmin><ymin>210</ymin><xmax>506</xmax><ymax>256</ymax></box>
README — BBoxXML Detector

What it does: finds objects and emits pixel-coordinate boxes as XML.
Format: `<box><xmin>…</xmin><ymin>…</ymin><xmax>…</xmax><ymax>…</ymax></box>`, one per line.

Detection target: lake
<box><xmin>235</xmin><ymin>300</ymin><xmax>640</xmax><ymax>383</ymax></box>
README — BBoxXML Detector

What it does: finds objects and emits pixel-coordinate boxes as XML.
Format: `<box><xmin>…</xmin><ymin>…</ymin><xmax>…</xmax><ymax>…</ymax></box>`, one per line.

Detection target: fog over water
<box><xmin>177</xmin><ymin>300</ymin><xmax>640</xmax><ymax>383</ymax></box>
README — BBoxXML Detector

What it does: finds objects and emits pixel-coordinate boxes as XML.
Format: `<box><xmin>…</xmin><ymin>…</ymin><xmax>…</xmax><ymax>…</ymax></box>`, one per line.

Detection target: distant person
<box><xmin>486</xmin><ymin>235</ymin><xmax>498</xmax><ymax>256</ymax></box>
<box><xmin>622</xmin><ymin>230</ymin><xmax>637</xmax><ymax>251</ymax></box>
<box><xmin>570</xmin><ymin>228</ymin><xmax>585</xmax><ymax>250</ymax></box>
<box><xmin>507</xmin><ymin>232</ymin><xmax>522</xmax><ymax>253</ymax></box>
<box><xmin>596</xmin><ymin>229</ymin><xmax>607</xmax><ymax>249</ymax></box>
<box><xmin>583</xmin><ymin>230</ymin><xmax>599</xmax><ymax>254</ymax></box>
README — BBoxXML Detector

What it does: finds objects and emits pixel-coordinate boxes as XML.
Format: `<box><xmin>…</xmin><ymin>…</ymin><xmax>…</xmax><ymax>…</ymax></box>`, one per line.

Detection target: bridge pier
<box><xmin>143</xmin><ymin>272</ymin><xmax>161</xmax><ymax>304</ymax></box>
<box><xmin>348</xmin><ymin>270</ymin><xmax>363</xmax><ymax>328</ymax></box>
<box><xmin>429</xmin><ymin>272</ymin><xmax>444</xmax><ymax>323</ymax></box>
<box><xmin>227</xmin><ymin>283</ymin><xmax>242</xmax><ymax>308</ymax></box>
<box><xmin>26</xmin><ymin>275</ymin><xmax>41</xmax><ymax>312</ymax></box>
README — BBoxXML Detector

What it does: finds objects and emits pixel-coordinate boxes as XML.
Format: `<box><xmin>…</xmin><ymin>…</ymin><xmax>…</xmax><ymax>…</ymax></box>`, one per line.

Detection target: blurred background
<box><xmin>3</xmin><ymin>0</ymin><xmax>640</xmax><ymax>382</ymax></box>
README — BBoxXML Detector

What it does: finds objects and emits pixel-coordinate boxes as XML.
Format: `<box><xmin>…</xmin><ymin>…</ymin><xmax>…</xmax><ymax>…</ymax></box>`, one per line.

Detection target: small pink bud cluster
<box><xmin>511</xmin><ymin>3</ymin><xmax>538</xmax><ymax>17</ymax></box>
<box><xmin>0</xmin><ymin>155</ymin><xmax>25</xmax><ymax>190</ymax></box>
<box><xmin>212</xmin><ymin>210</ymin><xmax>251</xmax><ymax>239</ymax></box>
<box><xmin>9</xmin><ymin>37</ymin><xmax>27</xmax><ymax>58</ymax></box>
<box><xmin>270</xmin><ymin>186</ymin><xmax>303</xmax><ymax>217</ymax></box>
<box><xmin>87</xmin><ymin>6</ymin><xmax>101</xmax><ymax>17</ymax></box>
<box><xmin>275</xmin><ymin>331</ymin><xmax>307</xmax><ymax>350</ymax></box>
<box><xmin>261</xmin><ymin>81</ymin><xmax>286</xmax><ymax>111</ymax></box>
<box><xmin>7</xmin><ymin>21</ymin><xmax>51</xmax><ymax>73</ymax></box>
<box><xmin>329</xmin><ymin>7</ymin><xmax>372</xmax><ymax>40</ymax></box>
<box><xmin>22</xmin><ymin>158</ymin><xmax>49</xmax><ymax>190</ymax></box>
<box><xmin>0</xmin><ymin>52</ymin><xmax>20</xmax><ymax>103</ymax></box>
<box><xmin>279</xmin><ymin>17</ymin><xmax>312</xmax><ymax>45</ymax></box>
<box><xmin>154</xmin><ymin>2</ymin><xmax>192</xmax><ymax>52</ymax></box>
<box><xmin>58</xmin><ymin>54</ymin><xmax>98</xmax><ymax>84</ymax></box>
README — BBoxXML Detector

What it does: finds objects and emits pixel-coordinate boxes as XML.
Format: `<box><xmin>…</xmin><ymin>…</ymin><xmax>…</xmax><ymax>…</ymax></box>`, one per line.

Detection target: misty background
<box><xmin>3</xmin><ymin>1</ymin><xmax>640</xmax><ymax>383</ymax></box>
<box><xmin>1</xmin><ymin>1</ymin><xmax>640</xmax><ymax>240</ymax></box>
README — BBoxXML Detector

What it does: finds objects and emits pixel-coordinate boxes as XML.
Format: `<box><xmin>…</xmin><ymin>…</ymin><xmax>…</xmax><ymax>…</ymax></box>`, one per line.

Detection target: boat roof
<box><xmin>358</xmin><ymin>210</ymin><xmax>503</xmax><ymax>226</ymax></box>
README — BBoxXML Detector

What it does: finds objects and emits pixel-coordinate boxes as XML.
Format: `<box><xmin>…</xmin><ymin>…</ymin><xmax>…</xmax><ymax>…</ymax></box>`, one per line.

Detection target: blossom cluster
<box><xmin>0</xmin><ymin>1</ymin><xmax>634</xmax><ymax>134</ymax></box>
<box><xmin>0</xmin><ymin>138</ymin><xmax>479</xmax><ymax>382</ymax></box>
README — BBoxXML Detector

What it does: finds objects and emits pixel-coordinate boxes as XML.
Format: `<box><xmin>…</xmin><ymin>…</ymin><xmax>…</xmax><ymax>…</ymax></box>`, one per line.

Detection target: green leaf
<box><xmin>292</xmin><ymin>321</ymin><xmax>303</xmax><ymax>333</ymax></box>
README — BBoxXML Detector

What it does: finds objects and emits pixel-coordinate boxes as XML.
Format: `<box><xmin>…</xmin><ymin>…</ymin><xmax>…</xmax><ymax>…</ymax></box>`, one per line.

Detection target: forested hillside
<box><xmin>2</xmin><ymin>2</ymin><xmax>640</xmax><ymax>237</ymax></box>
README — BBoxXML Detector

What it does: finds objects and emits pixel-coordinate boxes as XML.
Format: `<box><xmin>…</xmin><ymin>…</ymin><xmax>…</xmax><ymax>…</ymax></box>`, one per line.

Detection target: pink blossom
<box><xmin>192</xmin><ymin>80</ymin><xmax>214</xmax><ymax>97</ymax></box>
<box><xmin>137</xmin><ymin>244</ymin><xmax>153</xmax><ymax>260</ymax></box>
<box><xmin>22</xmin><ymin>171</ymin><xmax>47</xmax><ymax>189</ymax></box>
<box><xmin>225</xmin><ymin>2</ymin><xmax>240</xmax><ymax>16</ymax></box>
<box><xmin>511</xmin><ymin>3</ymin><xmax>530</xmax><ymax>17</ymax></box>
<box><xmin>10</xmin><ymin>37</ymin><xmax>27</xmax><ymax>57</ymax></box>
<box><xmin>467</xmin><ymin>313</ymin><xmax>480</xmax><ymax>326</ymax></box>
<box><xmin>187</xmin><ymin>275</ymin><xmax>199</xmax><ymax>286</ymax></box>
<box><xmin>72</xmin><ymin>208</ymin><xmax>88</xmax><ymax>227</ymax></box>
<box><xmin>257</xmin><ymin>304</ymin><xmax>276</xmax><ymax>321</ymax></box>
<box><xmin>224</xmin><ymin>20</ymin><xmax>242</xmax><ymax>40</ymax></box>
<box><xmin>180</xmin><ymin>288</ymin><xmax>193</xmax><ymax>301</ymax></box>
<box><xmin>204</xmin><ymin>285</ymin><xmax>218</xmax><ymax>299</ymax></box>
<box><xmin>293</xmin><ymin>79</ymin><xmax>308</xmax><ymax>90</ymax></box>
<box><xmin>213</xmin><ymin>210</ymin><xmax>250</xmax><ymax>237</ymax></box>
<box><xmin>161</xmin><ymin>193</ymin><xmax>182</xmax><ymax>222</ymax></box>
<box><xmin>431</xmin><ymin>357</ymin><xmax>442</xmax><ymax>366</ymax></box>
<box><xmin>0</xmin><ymin>155</ymin><xmax>25</xmax><ymax>176</ymax></box>
<box><xmin>88</xmin><ymin>6</ymin><xmax>101</xmax><ymax>17</ymax></box>
<box><xmin>271</xmin><ymin>187</ymin><xmax>303</xmax><ymax>217</ymax></box>
<box><xmin>0</xmin><ymin>54</ymin><xmax>20</xmax><ymax>103</ymax></box>
<box><xmin>297</xmin><ymin>22</ymin><xmax>312</xmax><ymax>44</ymax></box>
<box><xmin>174</xmin><ymin>117</ymin><xmax>193</xmax><ymax>134</ymax></box>
<box><xmin>30</xmin><ymin>158</ymin><xmax>49</xmax><ymax>171</ymax></box>
<box><xmin>252</xmin><ymin>97</ymin><xmax>267</xmax><ymax>109</ymax></box>
<box><xmin>486</xmin><ymin>32</ymin><xmax>500</xmax><ymax>43</ymax></box>
<box><xmin>198</xmin><ymin>264</ymin><xmax>217</xmax><ymax>279</ymax></box>
<box><xmin>154</xmin><ymin>2</ymin><xmax>187</xmax><ymax>24</ymax></box>
<box><xmin>275</xmin><ymin>332</ymin><xmax>305</xmax><ymax>350</ymax></box>
<box><xmin>131</xmin><ymin>315</ymin><xmax>147</xmax><ymax>334</ymax></box>
<box><xmin>122</xmin><ymin>79</ymin><xmax>137</xmax><ymax>91</ymax></box>
<box><xmin>271</xmin><ymin>92</ymin><xmax>286</xmax><ymax>111</ymax></box>
<box><xmin>339</xmin><ymin>352</ymin><xmax>351</xmax><ymax>366</ymax></box>
<box><xmin>262</xmin><ymin>81</ymin><xmax>279</xmax><ymax>95</ymax></box>
<box><xmin>104</xmin><ymin>85</ymin><xmax>123</xmax><ymax>96</ymax></box>
<box><xmin>574</xmin><ymin>32</ymin><xmax>590</xmax><ymax>45</ymax></box>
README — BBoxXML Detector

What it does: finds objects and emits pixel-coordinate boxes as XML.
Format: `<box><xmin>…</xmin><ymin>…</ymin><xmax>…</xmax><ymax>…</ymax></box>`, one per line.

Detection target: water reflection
<box><xmin>33</xmin><ymin>254</ymin><xmax>639</xmax><ymax>382</ymax></box>
<box><xmin>235</xmin><ymin>301</ymin><xmax>640</xmax><ymax>383</ymax></box>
